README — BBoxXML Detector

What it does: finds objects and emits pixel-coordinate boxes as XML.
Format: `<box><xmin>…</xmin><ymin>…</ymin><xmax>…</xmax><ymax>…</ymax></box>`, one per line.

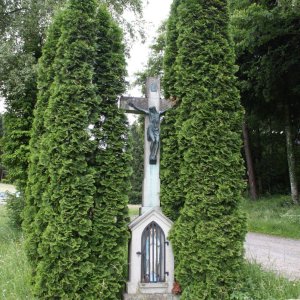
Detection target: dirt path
<box><xmin>245</xmin><ymin>232</ymin><xmax>300</xmax><ymax>280</ymax></box>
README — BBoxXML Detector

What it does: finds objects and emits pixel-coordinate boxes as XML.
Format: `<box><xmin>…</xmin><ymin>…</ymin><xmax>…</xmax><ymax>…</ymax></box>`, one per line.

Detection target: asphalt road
<box><xmin>245</xmin><ymin>232</ymin><xmax>300</xmax><ymax>280</ymax></box>
<box><xmin>0</xmin><ymin>183</ymin><xmax>16</xmax><ymax>205</ymax></box>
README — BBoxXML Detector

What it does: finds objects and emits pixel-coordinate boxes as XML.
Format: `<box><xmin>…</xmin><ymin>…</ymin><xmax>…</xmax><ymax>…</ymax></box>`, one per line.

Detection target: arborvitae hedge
<box><xmin>160</xmin><ymin>105</ymin><xmax>183</xmax><ymax>221</ymax></box>
<box><xmin>162</xmin><ymin>0</ymin><xmax>180</xmax><ymax>100</ymax></box>
<box><xmin>33</xmin><ymin>1</ymin><xmax>98</xmax><ymax>297</ymax></box>
<box><xmin>165</xmin><ymin>0</ymin><xmax>247</xmax><ymax>298</ymax></box>
<box><xmin>23</xmin><ymin>10</ymin><xmax>64</xmax><ymax>281</ymax></box>
<box><xmin>24</xmin><ymin>1</ymin><xmax>130</xmax><ymax>298</ymax></box>
<box><xmin>86</xmin><ymin>6</ymin><xmax>130</xmax><ymax>299</ymax></box>
<box><xmin>161</xmin><ymin>0</ymin><xmax>183</xmax><ymax>221</ymax></box>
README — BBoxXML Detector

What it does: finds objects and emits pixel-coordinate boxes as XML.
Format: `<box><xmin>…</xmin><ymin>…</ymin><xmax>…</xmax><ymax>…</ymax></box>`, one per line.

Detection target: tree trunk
<box><xmin>256</xmin><ymin>126</ymin><xmax>263</xmax><ymax>194</ymax></box>
<box><xmin>242</xmin><ymin>122</ymin><xmax>258</xmax><ymax>200</ymax></box>
<box><xmin>285</xmin><ymin>104</ymin><xmax>299</xmax><ymax>205</ymax></box>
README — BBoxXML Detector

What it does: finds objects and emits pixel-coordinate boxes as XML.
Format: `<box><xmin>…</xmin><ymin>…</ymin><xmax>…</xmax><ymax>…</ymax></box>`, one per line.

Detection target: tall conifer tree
<box><xmin>161</xmin><ymin>0</ymin><xmax>183</xmax><ymax>221</ymax></box>
<box><xmin>86</xmin><ymin>6</ymin><xmax>130</xmax><ymax>298</ymax></box>
<box><xmin>164</xmin><ymin>0</ymin><xmax>247</xmax><ymax>298</ymax></box>
<box><xmin>33</xmin><ymin>1</ymin><xmax>98</xmax><ymax>297</ymax></box>
<box><xmin>23</xmin><ymin>9</ymin><xmax>64</xmax><ymax>282</ymax></box>
<box><xmin>24</xmin><ymin>1</ymin><xmax>130</xmax><ymax>298</ymax></box>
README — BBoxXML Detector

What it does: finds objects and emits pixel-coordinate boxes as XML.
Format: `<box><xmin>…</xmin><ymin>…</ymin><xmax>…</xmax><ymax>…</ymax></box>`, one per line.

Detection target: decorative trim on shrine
<box><xmin>126</xmin><ymin>208</ymin><xmax>174</xmax><ymax>295</ymax></box>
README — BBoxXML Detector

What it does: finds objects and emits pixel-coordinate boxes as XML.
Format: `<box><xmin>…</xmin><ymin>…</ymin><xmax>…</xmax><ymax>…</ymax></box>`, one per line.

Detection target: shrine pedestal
<box><xmin>124</xmin><ymin>208</ymin><xmax>175</xmax><ymax>299</ymax></box>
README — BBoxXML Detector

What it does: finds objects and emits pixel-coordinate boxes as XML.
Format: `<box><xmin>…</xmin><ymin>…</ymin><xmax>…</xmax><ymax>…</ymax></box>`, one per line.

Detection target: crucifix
<box><xmin>120</xmin><ymin>77</ymin><xmax>172</xmax><ymax>213</ymax></box>
<box><xmin>122</xmin><ymin>78</ymin><xmax>176</xmax><ymax>297</ymax></box>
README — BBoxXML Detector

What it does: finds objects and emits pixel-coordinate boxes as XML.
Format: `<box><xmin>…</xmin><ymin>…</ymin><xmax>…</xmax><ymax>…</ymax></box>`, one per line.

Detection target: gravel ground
<box><xmin>245</xmin><ymin>232</ymin><xmax>300</xmax><ymax>280</ymax></box>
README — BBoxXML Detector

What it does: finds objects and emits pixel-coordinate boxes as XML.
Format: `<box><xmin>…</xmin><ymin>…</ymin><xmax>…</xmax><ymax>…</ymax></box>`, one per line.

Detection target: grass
<box><xmin>0</xmin><ymin>206</ymin><xmax>33</xmax><ymax>300</ymax></box>
<box><xmin>233</xmin><ymin>262</ymin><xmax>300</xmax><ymax>300</ymax></box>
<box><xmin>241</xmin><ymin>195</ymin><xmax>300</xmax><ymax>239</ymax></box>
<box><xmin>128</xmin><ymin>204</ymin><xmax>140</xmax><ymax>217</ymax></box>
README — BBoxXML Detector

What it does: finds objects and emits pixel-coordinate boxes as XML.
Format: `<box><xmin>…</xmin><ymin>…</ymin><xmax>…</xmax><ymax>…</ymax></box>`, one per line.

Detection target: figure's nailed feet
<box><xmin>149</xmin><ymin>158</ymin><xmax>157</xmax><ymax>165</ymax></box>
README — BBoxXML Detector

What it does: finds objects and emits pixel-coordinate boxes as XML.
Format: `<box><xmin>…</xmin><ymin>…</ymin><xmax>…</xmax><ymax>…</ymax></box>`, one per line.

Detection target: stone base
<box><xmin>123</xmin><ymin>294</ymin><xmax>180</xmax><ymax>300</ymax></box>
<box><xmin>139</xmin><ymin>282</ymin><xmax>168</xmax><ymax>294</ymax></box>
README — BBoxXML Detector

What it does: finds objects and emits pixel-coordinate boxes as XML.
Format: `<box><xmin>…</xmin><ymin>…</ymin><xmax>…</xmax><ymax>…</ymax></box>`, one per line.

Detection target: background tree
<box><xmin>0</xmin><ymin>0</ymin><xmax>62</xmax><ymax>196</ymax></box>
<box><xmin>134</xmin><ymin>22</ymin><xmax>166</xmax><ymax>94</ymax></box>
<box><xmin>128</xmin><ymin>120</ymin><xmax>144</xmax><ymax>204</ymax></box>
<box><xmin>230</xmin><ymin>0</ymin><xmax>300</xmax><ymax>203</ymax></box>
<box><xmin>23</xmin><ymin>1</ymin><xmax>130</xmax><ymax>298</ymax></box>
<box><xmin>164</xmin><ymin>0</ymin><xmax>247</xmax><ymax>298</ymax></box>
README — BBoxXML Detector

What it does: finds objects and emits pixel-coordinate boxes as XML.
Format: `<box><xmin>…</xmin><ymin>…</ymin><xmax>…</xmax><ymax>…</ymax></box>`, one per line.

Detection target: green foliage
<box><xmin>1</xmin><ymin>58</ymin><xmax>36</xmax><ymax>191</ymax></box>
<box><xmin>163</xmin><ymin>0</ymin><xmax>180</xmax><ymax>100</ymax></box>
<box><xmin>86</xmin><ymin>6</ymin><xmax>131</xmax><ymax>298</ymax></box>
<box><xmin>163</xmin><ymin>0</ymin><xmax>247</xmax><ymax>298</ymax></box>
<box><xmin>230</xmin><ymin>1</ymin><xmax>300</xmax><ymax>199</ymax></box>
<box><xmin>129</xmin><ymin>120</ymin><xmax>143</xmax><ymax>204</ymax></box>
<box><xmin>0</xmin><ymin>0</ymin><xmax>61</xmax><ymax>194</ymax></box>
<box><xmin>0</xmin><ymin>0</ymin><xmax>63</xmax><ymax>232</ymax></box>
<box><xmin>0</xmin><ymin>113</ymin><xmax>5</xmax><ymax>179</ymax></box>
<box><xmin>231</xmin><ymin>1</ymin><xmax>300</xmax><ymax>118</ymax></box>
<box><xmin>231</xmin><ymin>261</ymin><xmax>300</xmax><ymax>300</ymax></box>
<box><xmin>23</xmin><ymin>1</ymin><xmax>130</xmax><ymax>298</ymax></box>
<box><xmin>161</xmin><ymin>105</ymin><xmax>183</xmax><ymax>221</ymax></box>
<box><xmin>31</xmin><ymin>1</ymin><xmax>99</xmax><ymax>297</ymax></box>
<box><xmin>0</xmin><ymin>206</ymin><xmax>34</xmax><ymax>300</ymax></box>
<box><xmin>23</xmin><ymin>7</ymin><xmax>65</xmax><ymax>287</ymax></box>
<box><xmin>134</xmin><ymin>22</ymin><xmax>166</xmax><ymax>95</ymax></box>
<box><xmin>160</xmin><ymin>0</ymin><xmax>182</xmax><ymax>221</ymax></box>
<box><xmin>242</xmin><ymin>195</ymin><xmax>300</xmax><ymax>239</ymax></box>
<box><xmin>0</xmin><ymin>0</ymin><xmax>143</xmax><ymax>231</ymax></box>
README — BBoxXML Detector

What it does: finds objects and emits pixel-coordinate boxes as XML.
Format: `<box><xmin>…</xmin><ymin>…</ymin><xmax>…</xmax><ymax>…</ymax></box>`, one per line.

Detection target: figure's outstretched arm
<box><xmin>159</xmin><ymin>108</ymin><xmax>170</xmax><ymax>115</ymax></box>
<box><xmin>129</xmin><ymin>102</ymin><xmax>149</xmax><ymax>114</ymax></box>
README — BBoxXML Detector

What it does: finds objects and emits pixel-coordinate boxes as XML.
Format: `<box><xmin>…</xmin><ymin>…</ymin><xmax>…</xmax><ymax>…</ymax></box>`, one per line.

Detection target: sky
<box><xmin>126</xmin><ymin>0</ymin><xmax>173</xmax><ymax>96</ymax></box>
<box><xmin>0</xmin><ymin>0</ymin><xmax>173</xmax><ymax>113</ymax></box>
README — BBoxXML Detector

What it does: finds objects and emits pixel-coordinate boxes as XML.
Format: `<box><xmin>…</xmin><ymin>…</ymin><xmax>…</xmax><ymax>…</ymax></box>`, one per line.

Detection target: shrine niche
<box><xmin>141</xmin><ymin>221</ymin><xmax>166</xmax><ymax>284</ymax></box>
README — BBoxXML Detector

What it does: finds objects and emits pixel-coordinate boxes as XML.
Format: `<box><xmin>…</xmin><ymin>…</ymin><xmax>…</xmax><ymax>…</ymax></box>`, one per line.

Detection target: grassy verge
<box><xmin>128</xmin><ymin>204</ymin><xmax>140</xmax><ymax>217</ymax></box>
<box><xmin>0</xmin><ymin>206</ymin><xmax>33</xmax><ymax>300</ymax></box>
<box><xmin>233</xmin><ymin>262</ymin><xmax>300</xmax><ymax>300</ymax></box>
<box><xmin>241</xmin><ymin>195</ymin><xmax>300</xmax><ymax>239</ymax></box>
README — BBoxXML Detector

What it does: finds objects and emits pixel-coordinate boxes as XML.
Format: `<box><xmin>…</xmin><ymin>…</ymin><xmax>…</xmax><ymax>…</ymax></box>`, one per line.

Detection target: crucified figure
<box><xmin>129</xmin><ymin>103</ymin><xmax>168</xmax><ymax>164</ymax></box>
